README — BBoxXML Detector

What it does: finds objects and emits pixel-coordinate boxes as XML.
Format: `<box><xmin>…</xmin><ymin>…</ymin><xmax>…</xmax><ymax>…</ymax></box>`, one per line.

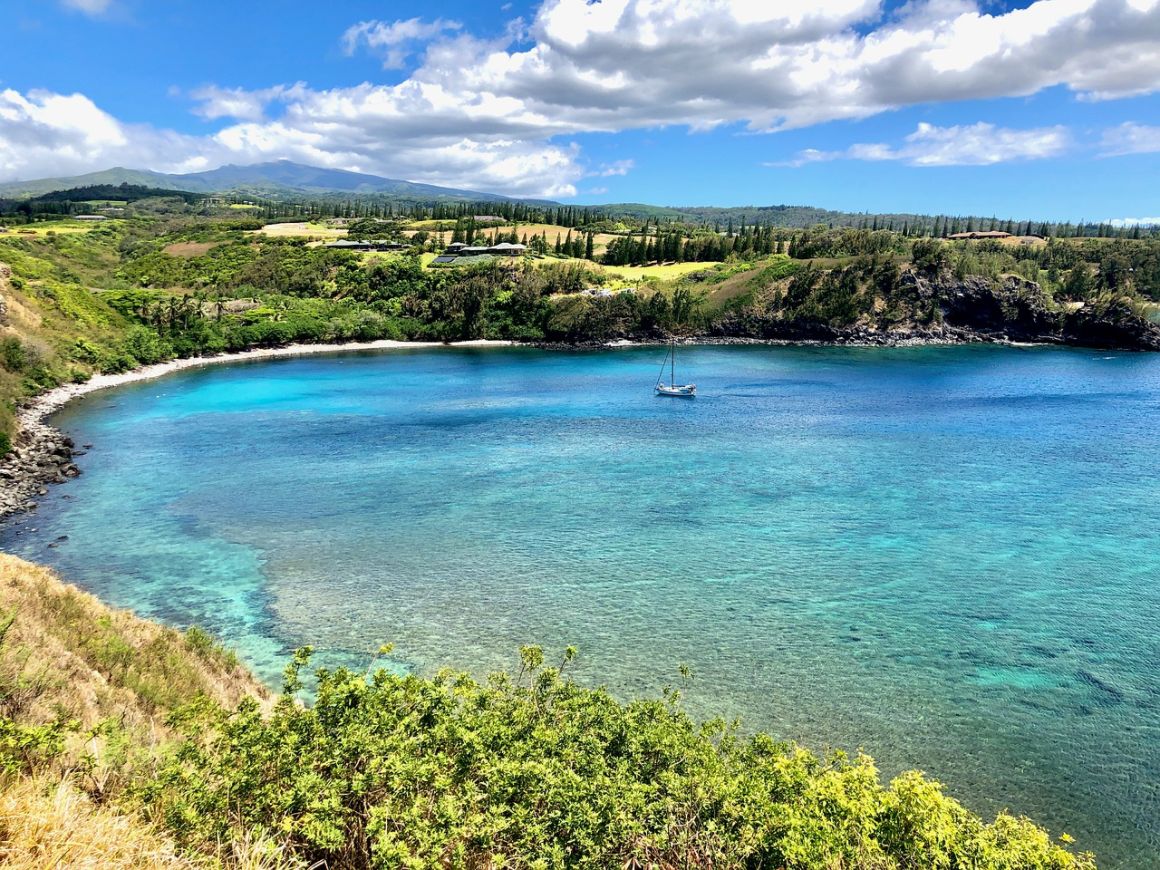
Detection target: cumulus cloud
<box><xmin>777</xmin><ymin>122</ymin><xmax>1071</xmax><ymax>166</ymax></box>
<box><xmin>342</xmin><ymin>18</ymin><xmax>462</xmax><ymax>69</ymax></box>
<box><xmin>6</xmin><ymin>0</ymin><xmax>1160</xmax><ymax>198</ymax></box>
<box><xmin>395</xmin><ymin>0</ymin><xmax>1160</xmax><ymax>135</ymax></box>
<box><xmin>189</xmin><ymin>84</ymin><xmax>308</xmax><ymax>122</ymax></box>
<box><xmin>0</xmin><ymin>89</ymin><xmax>215</xmax><ymax>181</ymax></box>
<box><xmin>1099</xmin><ymin>121</ymin><xmax>1160</xmax><ymax>156</ymax></box>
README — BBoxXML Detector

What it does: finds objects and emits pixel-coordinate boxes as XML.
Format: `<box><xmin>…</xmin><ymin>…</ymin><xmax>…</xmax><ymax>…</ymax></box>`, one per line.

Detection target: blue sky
<box><xmin>2</xmin><ymin>0</ymin><xmax>1158</xmax><ymax>222</ymax></box>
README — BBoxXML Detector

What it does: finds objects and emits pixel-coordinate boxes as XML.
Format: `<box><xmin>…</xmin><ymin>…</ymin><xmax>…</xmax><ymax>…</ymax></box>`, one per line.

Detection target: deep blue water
<box><xmin>2</xmin><ymin>344</ymin><xmax>1159</xmax><ymax>867</ymax></box>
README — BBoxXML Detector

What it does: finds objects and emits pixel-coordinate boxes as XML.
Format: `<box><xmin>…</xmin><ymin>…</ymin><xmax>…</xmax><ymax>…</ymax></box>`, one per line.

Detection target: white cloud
<box><xmin>1099</xmin><ymin>121</ymin><xmax>1160</xmax><ymax>156</ymax></box>
<box><xmin>6</xmin><ymin>0</ymin><xmax>1160</xmax><ymax>199</ymax></box>
<box><xmin>60</xmin><ymin>0</ymin><xmax>113</xmax><ymax>15</ymax></box>
<box><xmin>1107</xmin><ymin>216</ymin><xmax>1160</xmax><ymax>227</ymax></box>
<box><xmin>342</xmin><ymin>18</ymin><xmax>462</xmax><ymax>69</ymax></box>
<box><xmin>777</xmin><ymin>121</ymin><xmax>1071</xmax><ymax>167</ymax></box>
<box><xmin>403</xmin><ymin>0</ymin><xmax>1160</xmax><ymax>135</ymax></box>
<box><xmin>0</xmin><ymin>89</ymin><xmax>214</xmax><ymax>180</ymax></box>
<box><xmin>591</xmin><ymin>159</ymin><xmax>634</xmax><ymax>177</ymax></box>
<box><xmin>189</xmin><ymin>84</ymin><xmax>308</xmax><ymax>122</ymax></box>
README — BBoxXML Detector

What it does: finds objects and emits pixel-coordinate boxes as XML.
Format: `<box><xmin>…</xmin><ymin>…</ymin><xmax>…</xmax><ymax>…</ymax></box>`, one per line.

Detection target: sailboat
<box><xmin>655</xmin><ymin>339</ymin><xmax>696</xmax><ymax>397</ymax></box>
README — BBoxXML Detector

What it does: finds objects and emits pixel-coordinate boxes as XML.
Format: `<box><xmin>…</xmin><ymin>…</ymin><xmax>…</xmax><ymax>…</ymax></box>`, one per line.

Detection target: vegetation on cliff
<box><xmin>2</xmin><ymin>211</ymin><xmax>1159</xmax><ymax>457</ymax></box>
<box><xmin>0</xmin><ymin>555</ymin><xmax>1095</xmax><ymax>868</ymax></box>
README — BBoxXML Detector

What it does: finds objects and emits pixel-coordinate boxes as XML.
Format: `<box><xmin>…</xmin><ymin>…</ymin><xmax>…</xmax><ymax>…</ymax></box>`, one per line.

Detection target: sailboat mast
<box><xmin>670</xmin><ymin>339</ymin><xmax>675</xmax><ymax>385</ymax></box>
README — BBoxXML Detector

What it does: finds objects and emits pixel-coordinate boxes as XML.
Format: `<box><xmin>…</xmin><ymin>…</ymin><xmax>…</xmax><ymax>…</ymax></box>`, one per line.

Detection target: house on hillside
<box><xmin>431</xmin><ymin>241</ymin><xmax>527</xmax><ymax>266</ymax></box>
<box><xmin>75</xmin><ymin>214</ymin><xmax>109</xmax><ymax>222</ymax></box>
<box><xmin>488</xmin><ymin>242</ymin><xmax>526</xmax><ymax>256</ymax></box>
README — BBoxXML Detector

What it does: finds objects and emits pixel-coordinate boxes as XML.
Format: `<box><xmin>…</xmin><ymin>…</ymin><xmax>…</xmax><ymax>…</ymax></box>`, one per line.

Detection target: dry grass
<box><xmin>0</xmin><ymin>556</ymin><xmax>281</xmax><ymax>868</ymax></box>
<box><xmin>0</xmin><ymin>555</ymin><xmax>265</xmax><ymax>729</ymax></box>
<box><xmin>2</xmin><ymin>223</ymin><xmax>117</xmax><ymax>238</ymax></box>
<box><xmin>705</xmin><ymin>268</ymin><xmax>763</xmax><ymax>306</ymax></box>
<box><xmin>0</xmin><ymin>775</ymin><xmax>297</xmax><ymax>869</ymax></box>
<box><xmin>409</xmin><ymin>223</ymin><xmax>621</xmax><ymax>255</ymax></box>
<box><xmin>0</xmin><ymin>776</ymin><xmax>195</xmax><ymax>869</ymax></box>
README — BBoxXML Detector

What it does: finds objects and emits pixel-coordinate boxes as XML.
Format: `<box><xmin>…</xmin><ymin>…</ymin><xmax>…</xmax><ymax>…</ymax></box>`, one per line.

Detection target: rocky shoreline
<box><xmin>536</xmin><ymin>325</ymin><xmax>1006</xmax><ymax>352</ymax></box>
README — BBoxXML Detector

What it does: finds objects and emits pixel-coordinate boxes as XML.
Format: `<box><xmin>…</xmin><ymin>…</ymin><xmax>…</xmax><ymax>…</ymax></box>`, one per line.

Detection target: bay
<box><xmin>3</xmin><ymin>344</ymin><xmax>1158</xmax><ymax>867</ymax></box>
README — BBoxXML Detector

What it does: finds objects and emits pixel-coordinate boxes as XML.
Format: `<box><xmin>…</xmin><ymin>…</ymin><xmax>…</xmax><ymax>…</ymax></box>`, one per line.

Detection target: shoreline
<box><xmin>0</xmin><ymin>329</ymin><xmax>1110</xmax><ymax>522</ymax></box>
<box><xmin>21</xmin><ymin>338</ymin><xmax>515</xmax><ymax>421</ymax></box>
<box><xmin>0</xmin><ymin>339</ymin><xmax>511</xmax><ymax>521</ymax></box>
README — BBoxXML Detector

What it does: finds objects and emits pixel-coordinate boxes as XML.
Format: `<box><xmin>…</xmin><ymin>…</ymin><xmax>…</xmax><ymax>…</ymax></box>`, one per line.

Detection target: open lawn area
<box><xmin>601</xmin><ymin>261</ymin><xmax>722</xmax><ymax>281</ymax></box>
<box><xmin>0</xmin><ymin>221</ymin><xmax>122</xmax><ymax>237</ymax></box>
<box><xmin>253</xmin><ymin>221</ymin><xmax>347</xmax><ymax>239</ymax></box>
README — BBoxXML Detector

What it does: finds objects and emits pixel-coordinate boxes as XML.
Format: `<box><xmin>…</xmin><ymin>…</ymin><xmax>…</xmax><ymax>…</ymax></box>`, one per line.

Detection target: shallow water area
<box><xmin>3</xmin><ymin>344</ymin><xmax>1159</xmax><ymax>867</ymax></box>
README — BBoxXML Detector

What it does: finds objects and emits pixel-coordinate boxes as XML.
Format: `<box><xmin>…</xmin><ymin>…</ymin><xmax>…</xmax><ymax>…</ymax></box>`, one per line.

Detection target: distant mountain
<box><xmin>0</xmin><ymin>161</ymin><xmax>535</xmax><ymax>203</ymax></box>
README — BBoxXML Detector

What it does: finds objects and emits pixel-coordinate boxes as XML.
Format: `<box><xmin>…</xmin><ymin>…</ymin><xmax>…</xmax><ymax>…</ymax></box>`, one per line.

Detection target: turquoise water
<box><xmin>2</xmin><ymin>344</ymin><xmax>1159</xmax><ymax>867</ymax></box>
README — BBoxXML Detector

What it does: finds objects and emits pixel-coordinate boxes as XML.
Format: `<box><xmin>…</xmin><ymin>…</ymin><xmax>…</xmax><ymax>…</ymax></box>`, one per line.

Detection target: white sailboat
<box><xmin>655</xmin><ymin>339</ymin><xmax>696</xmax><ymax>397</ymax></box>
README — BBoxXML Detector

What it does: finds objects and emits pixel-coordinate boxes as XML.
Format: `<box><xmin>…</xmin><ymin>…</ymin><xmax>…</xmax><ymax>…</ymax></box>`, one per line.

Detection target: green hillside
<box><xmin>2</xmin><ymin>213</ymin><xmax>1159</xmax><ymax>456</ymax></box>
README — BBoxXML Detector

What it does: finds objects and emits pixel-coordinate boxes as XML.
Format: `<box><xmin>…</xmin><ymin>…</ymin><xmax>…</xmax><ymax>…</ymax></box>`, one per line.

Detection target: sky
<box><xmin>1</xmin><ymin>0</ymin><xmax>1158</xmax><ymax>221</ymax></box>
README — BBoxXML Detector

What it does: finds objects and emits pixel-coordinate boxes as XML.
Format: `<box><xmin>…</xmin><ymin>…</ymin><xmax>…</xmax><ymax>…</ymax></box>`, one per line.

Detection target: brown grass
<box><xmin>0</xmin><ymin>776</ymin><xmax>194</xmax><ymax>869</ymax></box>
<box><xmin>0</xmin><ymin>556</ymin><xmax>281</xmax><ymax>868</ymax></box>
<box><xmin>0</xmin><ymin>554</ymin><xmax>266</xmax><ymax>733</ymax></box>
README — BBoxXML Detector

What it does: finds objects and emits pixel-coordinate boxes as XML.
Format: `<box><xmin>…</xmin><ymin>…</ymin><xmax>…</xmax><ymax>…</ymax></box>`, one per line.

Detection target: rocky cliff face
<box><xmin>710</xmin><ymin>271</ymin><xmax>1160</xmax><ymax>351</ymax></box>
<box><xmin>936</xmin><ymin>274</ymin><xmax>1160</xmax><ymax>350</ymax></box>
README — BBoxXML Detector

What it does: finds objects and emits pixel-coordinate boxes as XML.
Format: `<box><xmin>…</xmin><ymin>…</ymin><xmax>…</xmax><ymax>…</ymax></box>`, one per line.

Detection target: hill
<box><xmin>28</xmin><ymin>182</ymin><xmax>205</xmax><ymax>205</ymax></box>
<box><xmin>0</xmin><ymin>161</ymin><xmax>532</xmax><ymax>204</ymax></box>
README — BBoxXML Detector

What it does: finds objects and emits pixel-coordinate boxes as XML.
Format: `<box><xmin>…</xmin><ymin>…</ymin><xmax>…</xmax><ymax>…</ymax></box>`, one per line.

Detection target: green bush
<box><xmin>121</xmin><ymin>326</ymin><xmax>174</xmax><ymax>366</ymax></box>
<box><xmin>141</xmin><ymin>647</ymin><xmax>1095</xmax><ymax>870</ymax></box>
<box><xmin>0</xmin><ymin>337</ymin><xmax>31</xmax><ymax>373</ymax></box>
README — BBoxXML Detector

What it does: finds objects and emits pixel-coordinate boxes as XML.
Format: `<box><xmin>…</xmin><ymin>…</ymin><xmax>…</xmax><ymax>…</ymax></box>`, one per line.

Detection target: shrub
<box><xmin>143</xmin><ymin>647</ymin><xmax>1096</xmax><ymax>870</ymax></box>
<box><xmin>0</xmin><ymin>337</ymin><xmax>30</xmax><ymax>373</ymax></box>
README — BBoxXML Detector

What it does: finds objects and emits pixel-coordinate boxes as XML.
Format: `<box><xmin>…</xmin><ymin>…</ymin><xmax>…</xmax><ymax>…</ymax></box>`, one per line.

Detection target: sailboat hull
<box><xmin>655</xmin><ymin>384</ymin><xmax>696</xmax><ymax>397</ymax></box>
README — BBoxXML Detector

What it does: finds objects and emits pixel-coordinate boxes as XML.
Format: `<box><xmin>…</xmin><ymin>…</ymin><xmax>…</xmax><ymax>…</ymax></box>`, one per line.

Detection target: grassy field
<box><xmin>602</xmin><ymin>260</ymin><xmax>722</xmax><ymax>281</ymax></box>
<box><xmin>0</xmin><ymin>221</ymin><xmax>121</xmax><ymax>238</ymax></box>
<box><xmin>254</xmin><ymin>221</ymin><xmax>346</xmax><ymax>239</ymax></box>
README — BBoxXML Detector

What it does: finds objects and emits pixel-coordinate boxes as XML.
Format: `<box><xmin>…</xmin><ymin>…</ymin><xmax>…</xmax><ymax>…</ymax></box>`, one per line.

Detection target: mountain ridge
<box><xmin>0</xmin><ymin>160</ymin><xmax>534</xmax><ymax>203</ymax></box>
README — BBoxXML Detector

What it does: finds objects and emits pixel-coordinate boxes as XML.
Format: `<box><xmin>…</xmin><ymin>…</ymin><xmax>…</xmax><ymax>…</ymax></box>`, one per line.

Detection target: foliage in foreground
<box><xmin>143</xmin><ymin>646</ymin><xmax>1094</xmax><ymax>869</ymax></box>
